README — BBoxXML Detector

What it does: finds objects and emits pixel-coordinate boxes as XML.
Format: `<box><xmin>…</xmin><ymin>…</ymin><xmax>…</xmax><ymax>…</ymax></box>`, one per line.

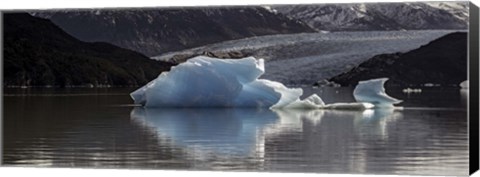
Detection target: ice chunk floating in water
<box><xmin>131</xmin><ymin>56</ymin><xmax>400</xmax><ymax>109</ymax></box>
<box><xmin>460</xmin><ymin>80</ymin><xmax>468</xmax><ymax>89</ymax></box>
<box><xmin>131</xmin><ymin>56</ymin><xmax>301</xmax><ymax>108</ymax></box>
<box><xmin>353</xmin><ymin>78</ymin><xmax>402</xmax><ymax>107</ymax></box>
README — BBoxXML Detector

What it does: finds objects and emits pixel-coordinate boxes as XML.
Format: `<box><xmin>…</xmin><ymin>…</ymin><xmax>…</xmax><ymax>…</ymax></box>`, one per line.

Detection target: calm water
<box><xmin>2</xmin><ymin>87</ymin><xmax>469</xmax><ymax>175</ymax></box>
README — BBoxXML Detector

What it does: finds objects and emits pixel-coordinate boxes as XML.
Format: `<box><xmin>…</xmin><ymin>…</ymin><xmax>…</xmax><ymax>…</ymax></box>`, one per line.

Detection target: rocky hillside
<box><xmin>31</xmin><ymin>7</ymin><xmax>316</xmax><ymax>56</ymax></box>
<box><xmin>3</xmin><ymin>13</ymin><xmax>173</xmax><ymax>87</ymax></box>
<box><xmin>273</xmin><ymin>2</ymin><xmax>468</xmax><ymax>31</ymax></box>
<box><xmin>329</xmin><ymin>32</ymin><xmax>467</xmax><ymax>87</ymax></box>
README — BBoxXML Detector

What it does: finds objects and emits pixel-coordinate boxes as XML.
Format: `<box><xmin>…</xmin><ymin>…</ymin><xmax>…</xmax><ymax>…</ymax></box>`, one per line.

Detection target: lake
<box><xmin>1</xmin><ymin>87</ymin><xmax>469</xmax><ymax>176</ymax></box>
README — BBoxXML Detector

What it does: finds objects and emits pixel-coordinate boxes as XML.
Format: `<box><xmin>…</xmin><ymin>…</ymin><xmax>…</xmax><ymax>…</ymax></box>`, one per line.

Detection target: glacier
<box><xmin>131</xmin><ymin>56</ymin><xmax>400</xmax><ymax>109</ymax></box>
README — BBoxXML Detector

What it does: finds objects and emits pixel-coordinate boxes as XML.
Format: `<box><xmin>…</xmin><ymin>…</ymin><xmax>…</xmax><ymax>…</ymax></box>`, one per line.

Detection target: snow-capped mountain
<box><xmin>31</xmin><ymin>7</ymin><xmax>315</xmax><ymax>56</ymax></box>
<box><xmin>273</xmin><ymin>2</ymin><xmax>469</xmax><ymax>31</ymax></box>
<box><xmin>425</xmin><ymin>2</ymin><xmax>469</xmax><ymax>21</ymax></box>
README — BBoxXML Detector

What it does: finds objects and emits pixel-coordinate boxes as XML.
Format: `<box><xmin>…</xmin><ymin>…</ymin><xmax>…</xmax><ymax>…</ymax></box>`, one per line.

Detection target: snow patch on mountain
<box><xmin>425</xmin><ymin>1</ymin><xmax>469</xmax><ymax>21</ymax></box>
<box><xmin>273</xmin><ymin>2</ymin><xmax>468</xmax><ymax>31</ymax></box>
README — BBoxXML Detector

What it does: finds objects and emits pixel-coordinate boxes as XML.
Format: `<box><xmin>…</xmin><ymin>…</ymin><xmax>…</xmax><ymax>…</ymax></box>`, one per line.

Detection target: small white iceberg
<box><xmin>353</xmin><ymin>78</ymin><xmax>402</xmax><ymax>108</ymax></box>
<box><xmin>460</xmin><ymin>80</ymin><xmax>468</xmax><ymax>89</ymax></box>
<box><xmin>131</xmin><ymin>56</ymin><xmax>401</xmax><ymax>109</ymax></box>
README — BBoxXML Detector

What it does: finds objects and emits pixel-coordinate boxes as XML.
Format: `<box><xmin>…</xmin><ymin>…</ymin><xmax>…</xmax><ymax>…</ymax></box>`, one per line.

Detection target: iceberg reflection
<box><xmin>130</xmin><ymin>108</ymin><xmax>278</xmax><ymax>157</ymax></box>
<box><xmin>354</xmin><ymin>108</ymin><xmax>401</xmax><ymax>139</ymax></box>
<box><xmin>131</xmin><ymin>107</ymin><xmax>399</xmax><ymax>160</ymax></box>
<box><xmin>261</xmin><ymin>109</ymin><xmax>400</xmax><ymax>174</ymax></box>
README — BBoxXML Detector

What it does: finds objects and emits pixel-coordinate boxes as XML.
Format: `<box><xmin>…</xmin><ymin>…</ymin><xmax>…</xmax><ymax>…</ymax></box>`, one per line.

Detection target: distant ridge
<box><xmin>32</xmin><ymin>7</ymin><xmax>316</xmax><ymax>56</ymax></box>
<box><xmin>274</xmin><ymin>2</ymin><xmax>468</xmax><ymax>31</ymax></box>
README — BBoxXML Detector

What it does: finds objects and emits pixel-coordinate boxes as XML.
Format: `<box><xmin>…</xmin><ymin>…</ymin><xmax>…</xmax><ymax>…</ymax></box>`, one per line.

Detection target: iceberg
<box><xmin>131</xmin><ymin>56</ymin><xmax>400</xmax><ymax>109</ymax></box>
<box><xmin>131</xmin><ymin>56</ymin><xmax>304</xmax><ymax>108</ymax></box>
<box><xmin>460</xmin><ymin>80</ymin><xmax>468</xmax><ymax>89</ymax></box>
<box><xmin>353</xmin><ymin>78</ymin><xmax>402</xmax><ymax>107</ymax></box>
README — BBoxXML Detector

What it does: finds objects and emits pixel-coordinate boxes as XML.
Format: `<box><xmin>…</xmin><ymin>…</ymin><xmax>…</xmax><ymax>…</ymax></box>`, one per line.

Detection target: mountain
<box><xmin>424</xmin><ymin>2</ymin><xmax>469</xmax><ymax>21</ymax></box>
<box><xmin>3</xmin><ymin>13</ymin><xmax>173</xmax><ymax>87</ymax></box>
<box><xmin>273</xmin><ymin>2</ymin><xmax>468</xmax><ymax>31</ymax></box>
<box><xmin>31</xmin><ymin>7</ymin><xmax>316</xmax><ymax>56</ymax></box>
<box><xmin>329</xmin><ymin>32</ymin><xmax>467</xmax><ymax>87</ymax></box>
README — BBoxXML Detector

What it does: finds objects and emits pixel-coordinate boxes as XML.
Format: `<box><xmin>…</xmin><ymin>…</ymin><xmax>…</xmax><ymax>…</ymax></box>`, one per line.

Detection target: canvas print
<box><xmin>1</xmin><ymin>1</ymin><xmax>476</xmax><ymax>176</ymax></box>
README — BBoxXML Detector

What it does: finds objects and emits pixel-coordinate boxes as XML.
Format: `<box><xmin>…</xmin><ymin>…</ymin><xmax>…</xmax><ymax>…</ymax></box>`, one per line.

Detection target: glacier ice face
<box><xmin>132</xmin><ymin>56</ymin><xmax>400</xmax><ymax>109</ymax></box>
<box><xmin>353</xmin><ymin>78</ymin><xmax>402</xmax><ymax>107</ymax></box>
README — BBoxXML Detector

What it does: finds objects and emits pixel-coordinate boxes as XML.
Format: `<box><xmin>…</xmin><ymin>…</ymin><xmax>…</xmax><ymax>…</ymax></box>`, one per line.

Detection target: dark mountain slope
<box><xmin>3</xmin><ymin>13</ymin><xmax>173</xmax><ymax>87</ymax></box>
<box><xmin>330</xmin><ymin>32</ymin><xmax>467</xmax><ymax>87</ymax></box>
<box><xmin>32</xmin><ymin>7</ymin><xmax>316</xmax><ymax>56</ymax></box>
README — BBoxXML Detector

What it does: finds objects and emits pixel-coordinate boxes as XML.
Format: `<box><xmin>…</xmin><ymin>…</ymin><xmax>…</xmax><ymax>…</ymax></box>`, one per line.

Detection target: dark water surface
<box><xmin>2</xmin><ymin>87</ymin><xmax>469</xmax><ymax>175</ymax></box>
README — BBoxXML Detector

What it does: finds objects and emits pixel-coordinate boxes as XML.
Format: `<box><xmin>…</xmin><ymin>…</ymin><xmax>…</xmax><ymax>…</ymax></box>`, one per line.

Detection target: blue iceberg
<box><xmin>131</xmin><ymin>56</ymin><xmax>400</xmax><ymax>109</ymax></box>
<box><xmin>131</xmin><ymin>56</ymin><xmax>301</xmax><ymax>108</ymax></box>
